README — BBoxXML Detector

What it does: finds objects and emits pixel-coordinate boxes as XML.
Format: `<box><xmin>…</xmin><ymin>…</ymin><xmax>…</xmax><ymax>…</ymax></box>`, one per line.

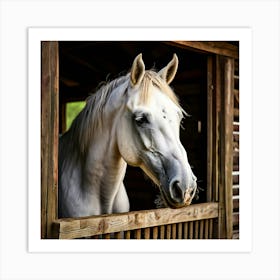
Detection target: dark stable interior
<box><xmin>59</xmin><ymin>41</ymin><xmax>208</xmax><ymax>211</ymax></box>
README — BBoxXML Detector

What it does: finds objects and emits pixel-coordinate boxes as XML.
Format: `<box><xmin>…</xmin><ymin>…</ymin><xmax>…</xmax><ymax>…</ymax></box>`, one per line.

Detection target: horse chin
<box><xmin>158</xmin><ymin>187</ymin><xmax>189</xmax><ymax>209</ymax></box>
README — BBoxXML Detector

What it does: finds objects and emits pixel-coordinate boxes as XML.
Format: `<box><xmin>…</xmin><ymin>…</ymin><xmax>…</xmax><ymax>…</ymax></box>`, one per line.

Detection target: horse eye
<box><xmin>134</xmin><ymin>114</ymin><xmax>149</xmax><ymax>126</ymax></box>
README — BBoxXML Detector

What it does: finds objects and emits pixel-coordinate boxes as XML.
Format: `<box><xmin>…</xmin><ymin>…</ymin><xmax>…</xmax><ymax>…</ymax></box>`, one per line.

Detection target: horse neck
<box><xmin>84</xmin><ymin>126</ymin><xmax>127</xmax><ymax>184</ymax></box>
<box><xmin>81</xmin><ymin>91</ymin><xmax>128</xmax><ymax>212</ymax></box>
<box><xmin>60</xmin><ymin>79</ymin><xmax>129</xmax><ymax>215</ymax></box>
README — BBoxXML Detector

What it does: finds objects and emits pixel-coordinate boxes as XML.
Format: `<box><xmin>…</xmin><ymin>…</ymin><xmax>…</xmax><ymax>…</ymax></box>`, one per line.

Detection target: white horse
<box><xmin>58</xmin><ymin>53</ymin><xmax>197</xmax><ymax>218</ymax></box>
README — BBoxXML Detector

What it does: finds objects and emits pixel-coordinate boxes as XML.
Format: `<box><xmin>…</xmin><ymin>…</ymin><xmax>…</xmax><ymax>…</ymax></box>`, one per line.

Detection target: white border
<box><xmin>28</xmin><ymin>27</ymin><xmax>252</xmax><ymax>253</ymax></box>
<box><xmin>1</xmin><ymin>1</ymin><xmax>279</xmax><ymax>279</ymax></box>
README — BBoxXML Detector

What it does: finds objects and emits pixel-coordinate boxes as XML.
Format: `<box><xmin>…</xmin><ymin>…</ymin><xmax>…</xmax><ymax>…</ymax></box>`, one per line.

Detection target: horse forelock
<box><xmin>138</xmin><ymin>70</ymin><xmax>183</xmax><ymax>112</ymax></box>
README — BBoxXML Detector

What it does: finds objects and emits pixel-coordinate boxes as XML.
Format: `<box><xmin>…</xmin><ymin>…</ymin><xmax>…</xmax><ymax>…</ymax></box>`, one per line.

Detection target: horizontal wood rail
<box><xmin>169</xmin><ymin>41</ymin><xmax>239</xmax><ymax>59</ymax></box>
<box><xmin>53</xmin><ymin>202</ymin><xmax>218</xmax><ymax>239</ymax></box>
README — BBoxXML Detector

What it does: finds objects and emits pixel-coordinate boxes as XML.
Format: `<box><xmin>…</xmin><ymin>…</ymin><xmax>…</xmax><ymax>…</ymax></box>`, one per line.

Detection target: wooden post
<box><xmin>207</xmin><ymin>56</ymin><xmax>213</xmax><ymax>202</ymax></box>
<box><xmin>217</xmin><ymin>56</ymin><xmax>234</xmax><ymax>239</ymax></box>
<box><xmin>223</xmin><ymin>57</ymin><xmax>234</xmax><ymax>239</ymax></box>
<box><xmin>41</xmin><ymin>41</ymin><xmax>59</xmax><ymax>239</ymax></box>
<box><xmin>206</xmin><ymin>55</ymin><xmax>220</xmax><ymax>238</ymax></box>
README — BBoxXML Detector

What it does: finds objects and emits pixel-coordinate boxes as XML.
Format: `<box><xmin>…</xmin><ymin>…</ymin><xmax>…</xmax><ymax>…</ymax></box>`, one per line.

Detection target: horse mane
<box><xmin>60</xmin><ymin>69</ymin><xmax>183</xmax><ymax>158</ymax></box>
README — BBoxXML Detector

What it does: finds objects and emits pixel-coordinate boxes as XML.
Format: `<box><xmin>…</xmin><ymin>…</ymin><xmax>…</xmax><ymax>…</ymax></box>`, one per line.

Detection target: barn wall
<box><xmin>232</xmin><ymin>59</ymin><xmax>239</xmax><ymax>238</ymax></box>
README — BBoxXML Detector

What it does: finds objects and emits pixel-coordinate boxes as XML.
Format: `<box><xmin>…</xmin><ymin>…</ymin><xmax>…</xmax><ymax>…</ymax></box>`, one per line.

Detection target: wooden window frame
<box><xmin>41</xmin><ymin>41</ymin><xmax>238</xmax><ymax>239</ymax></box>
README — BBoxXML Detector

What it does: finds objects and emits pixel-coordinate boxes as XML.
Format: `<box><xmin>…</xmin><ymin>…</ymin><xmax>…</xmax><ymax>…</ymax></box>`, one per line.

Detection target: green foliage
<box><xmin>66</xmin><ymin>101</ymin><xmax>86</xmax><ymax>130</ymax></box>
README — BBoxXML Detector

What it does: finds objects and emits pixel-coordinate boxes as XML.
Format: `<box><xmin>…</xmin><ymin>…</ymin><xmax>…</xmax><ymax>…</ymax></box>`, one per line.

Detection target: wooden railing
<box><xmin>53</xmin><ymin>202</ymin><xmax>219</xmax><ymax>239</ymax></box>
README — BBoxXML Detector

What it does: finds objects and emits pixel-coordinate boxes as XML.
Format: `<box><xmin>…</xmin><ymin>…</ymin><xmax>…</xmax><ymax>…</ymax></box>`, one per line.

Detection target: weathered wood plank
<box><xmin>225</xmin><ymin>58</ymin><xmax>234</xmax><ymax>239</ymax></box>
<box><xmin>152</xmin><ymin>227</ymin><xmax>158</xmax><ymax>239</ymax></box>
<box><xmin>104</xmin><ymin>233</ymin><xmax>110</xmax><ymax>239</ymax></box>
<box><xmin>207</xmin><ymin>55</ymin><xmax>214</xmax><ymax>202</ymax></box>
<box><xmin>124</xmin><ymin>231</ymin><xmax>130</xmax><ymax>239</ymax></box>
<box><xmin>199</xmin><ymin>220</ymin><xmax>204</xmax><ymax>239</ymax></box>
<box><xmin>209</xmin><ymin>219</ymin><xmax>213</xmax><ymax>239</ymax></box>
<box><xmin>41</xmin><ymin>41</ymin><xmax>59</xmax><ymax>239</ymax></box>
<box><xmin>54</xmin><ymin>202</ymin><xmax>219</xmax><ymax>239</ymax></box>
<box><xmin>213</xmin><ymin>55</ymin><xmax>221</xmax><ymax>203</ymax></box>
<box><xmin>188</xmin><ymin>221</ymin><xmax>194</xmax><ymax>239</ymax></box>
<box><xmin>168</xmin><ymin>41</ymin><xmax>239</xmax><ymax>59</ymax></box>
<box><xmin>134</xmin><ymin>229</ymin><xmax>141</xmax><ymax>239</ymax></box>
<box><xmin>194</xmin><ymin>221</ymin><xmax>199</xmax><ymax>239</ymax></box>
<box><xmin>171</xmin><ymin>224</ymin><xmax>177</xmax><ymax>239</ymax></box>
<box><xmin>183</xmin><ymin>222</ymin><xmax>188</xmax><ymax>239</ymax></box>
<box><xmin>144</xmin><ymin>228</ymin><xmax>150</xmax><ymax>239</ymax></box>
<box><xmin>166</xmin><ymin>225</ymin><xmax>171</xmax><ymax>239</ymax></box>
<box><xmin>177</xmin><ymin>223</ymin><xmax>183</xmax><ymax>239</ymax></box>
<box><xmin>219</xmin><ymin>57</ymin><xmax>234</xmax><ymax>239</ymax></box>
<box><xmin>204</xmin><ymin>219</ymin><xmax>209</xmax><ymax>239</ymax></box>
<box><xmin>160</xmin><ymin>225</ymin><xmax>165</xmax><ymax>239</ymax></box>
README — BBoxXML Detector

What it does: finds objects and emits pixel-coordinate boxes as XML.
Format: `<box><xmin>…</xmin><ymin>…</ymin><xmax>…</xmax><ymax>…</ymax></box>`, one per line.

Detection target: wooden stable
<box><xmin>41</xmin><ymin>41</ymin><xmax>239</xmax><ymax>239</ymax></box>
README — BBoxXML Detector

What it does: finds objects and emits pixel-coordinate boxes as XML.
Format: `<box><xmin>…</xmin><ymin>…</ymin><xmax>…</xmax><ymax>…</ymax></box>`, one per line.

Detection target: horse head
<box><xmin>117</xmin><ymin>54</ymin><xmax>197</xmax><ymax>208</ymax></box>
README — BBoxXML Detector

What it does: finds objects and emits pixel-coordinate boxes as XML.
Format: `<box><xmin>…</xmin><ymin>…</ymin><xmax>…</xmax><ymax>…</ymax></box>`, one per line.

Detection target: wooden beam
<box><xmin>53</xmin><ymin>202</ymin><xmax>219</xmax><ymax>239</ymax></box>
<box><xmin>168</xmin><ymin>41</ymin><xmax>239</xmax><ymax>59</ymax></box>
<box><xmin>41</xmin><ymin>41</ymin><xmax>59</xmax><ymax>238</ymax></box>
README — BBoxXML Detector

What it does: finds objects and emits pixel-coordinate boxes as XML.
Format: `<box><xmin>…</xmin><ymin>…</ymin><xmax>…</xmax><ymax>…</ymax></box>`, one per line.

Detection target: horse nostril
<box><xmin>170</xmin><ymin>180</ymin><xmax>184</xmax><ymax>202</ymax></box>
<box><xmin>189</xmin><ymin>187</ymin><xmax>195</xmax><ymax>196</ymax></box>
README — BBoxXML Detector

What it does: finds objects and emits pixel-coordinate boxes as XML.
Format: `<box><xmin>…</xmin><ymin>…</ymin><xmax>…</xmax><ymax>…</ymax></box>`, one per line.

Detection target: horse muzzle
<box><xmin>161</xmin><ymin>177</ymin><xmax>197</xmax><ymax>208</ymax></box>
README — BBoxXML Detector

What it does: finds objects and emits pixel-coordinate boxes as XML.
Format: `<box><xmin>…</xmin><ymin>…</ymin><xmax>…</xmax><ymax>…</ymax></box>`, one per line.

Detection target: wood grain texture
<box><xmin>41</xmin><ymin>41</ymin><xmax>59</xmax><ymax>239</ymax></box>
<box><xmin>54</xmin><ymin>203</ymin><xmax>219</xmax><ymax>239</ymax></box>
<box><xmin>169</xmin><ymin>41</ymin><xmax>238</xmax><ymax>59</ymax></box>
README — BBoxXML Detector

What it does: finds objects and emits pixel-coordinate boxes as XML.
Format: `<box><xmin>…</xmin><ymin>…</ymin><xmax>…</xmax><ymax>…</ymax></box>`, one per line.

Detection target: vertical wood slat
<box><xmin>199</xmin><ymin>220</ymin><xmax>204</xmax><ymax>239</ymax></box>
<box><xmin>166</xmin><ymin>225</ymin><xmax>171</xmax><ymax>239</ymax></box>
<box><xmin>135</xmin><ymin>229</ymin><xmax>141</xmax><ymax>239</ymax></box>
<box><xmin>152</xmin><ymin>227</ymin><xmax>158</xmax><ymax>239</ymax></box>
<box><xmin>160</xmin><ymin>225</ymin><xmax>165</xmax><ymax>239</ymax></box>
<box><xmin>194</xmin><ymin>221</ymin><xmax>199</xmax><ymax>239</ymax></box>
<box><xmin>204</xmin><ymin>219</ymin><xmax>209</xmax><ymax>239</ymax></box>
<box><xmin>223</xmin><ymin>58</ymin><xmax>234</xmax><ymax>239</ymax></box>
<box><xmin>209</xmin><ymin>219</ymin><xmax>213</xmax><ymax>239</ymax></box>
<box><xmin>217</xmin><ymin>56</ymin><xmax>234</xmax><ymax>239</ymax></box>
<box><xmin>171</xmin><ymin>224</ymin><xmax>177</xmax><ymax>239</ymax></box>
<box><xmin>183</xmin><ymin>223</ymin><xmax>188</xmax><ymax>239</ymax></box>
<box><xmin>144</xmin><ymin>228</ymin><xmax>150</xmax><ymax>239</ymax></box>
<box><xmin>207</xmin><ymin>56</ymin><xmax>214</xmax><ymax>202</ymax></box>
<box><xmin>124</xmin><ymin>231</ymin><xmax>130</xmax><ymax>239</ymax></box>
<box><xmin>189</xmin><ymin>221</ymin><xmax>193</xmax><ymax>239</ymax></box>
<box><xmin>71</xmin><ymin>219</ymin><xmax>216</xmax><ymax>239</ymax></box>
<box><xmin>217</xmin><ymin>56</ymin><xmax>225</xmax><ymax>239</ymax></box>
<box><xmin>41</xmin><ymin>41</ymin><xmax>59</xmax><ymax>239</ymax></box>
<box><xmin>177</xmin><ymin>223</ymin><xmax>183</xmax><ymax>239</ymax></box>
<box><xmin>214</xmin><ymin>55</ymin><xmax>221</xmax><ymax>204</ymax></box>
<box><xmin>104</xmin><ymin>233</ymin><xmax>110</xmax><ymax>239</ymax></box>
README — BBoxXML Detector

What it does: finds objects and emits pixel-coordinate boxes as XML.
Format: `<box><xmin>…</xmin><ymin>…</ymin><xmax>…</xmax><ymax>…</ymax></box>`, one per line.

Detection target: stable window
<box><xmin>41</xmin><ymin>41</ymin><xmax>238</xmax><ymax>239</ymax></box>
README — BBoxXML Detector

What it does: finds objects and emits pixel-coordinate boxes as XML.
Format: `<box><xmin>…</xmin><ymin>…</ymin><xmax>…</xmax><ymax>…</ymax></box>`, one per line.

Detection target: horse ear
<box><xmin>130</xmin><ymin>53</ymin><xmax>145</xmax><ymax>87</ymax></box>
<box><xmin>158</xmin><ymin>54</ymin><xmax>178</xmax><ymax>84</ymax></box>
